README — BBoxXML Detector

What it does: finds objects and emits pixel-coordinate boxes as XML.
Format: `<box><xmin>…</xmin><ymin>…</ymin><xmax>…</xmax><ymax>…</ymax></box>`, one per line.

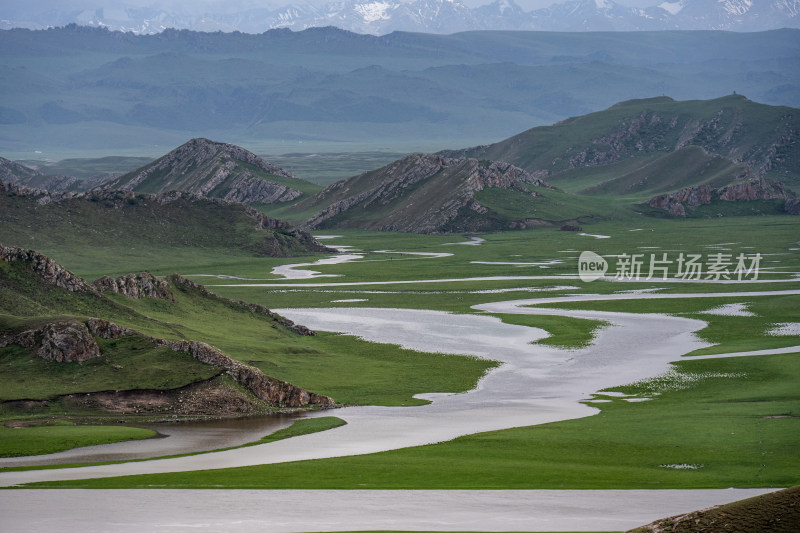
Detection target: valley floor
<box><xmin>2</xmin><ymin>221</ymin><xmax>799</xmax><ymax>531</ymax></box>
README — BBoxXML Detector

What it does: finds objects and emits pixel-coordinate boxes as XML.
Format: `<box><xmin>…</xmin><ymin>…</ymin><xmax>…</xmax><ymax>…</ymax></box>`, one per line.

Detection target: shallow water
<box><xmin>0</xmin><ymin>414</ymin><xmax>301</xmax><ymax>467</ymax></box>
<box><xmin>2</xmin><ymin>289</ymin><xmax>798</xmax><ymax>487</ymax></box>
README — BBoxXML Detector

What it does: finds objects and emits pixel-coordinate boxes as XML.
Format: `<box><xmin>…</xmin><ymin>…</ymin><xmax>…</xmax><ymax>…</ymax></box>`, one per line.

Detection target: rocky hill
<box><xmin>100</xmin><ymin>138</ymin><xmax>321</xmax><ymax>204</ymax></box>
<box><xmin>443</xmin><ymin>95</ymin><xmax>800</xmax><ymax>190</ymax></box>
<box><xmin>0</xmin><ymin>180</ymin><xmax>332</xmax><ymax>258</ymax></box>
<box><xmin>296</xmin><ymin>153</ymin><xmax>551</xmax><ymax>233</ymax></box>
<box><xmin>0</xmin><ymin>244</ymin><xmax>335</xmax><ymax>417</ymax></box>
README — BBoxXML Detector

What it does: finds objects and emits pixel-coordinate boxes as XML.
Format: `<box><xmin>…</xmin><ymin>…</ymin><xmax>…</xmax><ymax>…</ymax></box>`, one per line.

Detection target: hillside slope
<box><xmin>0</xmin><ymin>180</ymin><xmax>332</xmax><ymax>259</ymax></box>
<box><xmin>443</xmin><ymin>95</ymin><xmax>800</xmax><ymax>190</ymax></box>
<box><xmin>0</xmin><ymin>244</ymin><xmax>334</xmax><ymax>421</ymax></box>
<box><xmin>295</xmin><ymin>153</ymin><xmax>550</xmax><ymax>233</ymax></box>
<box><xmin>101</xmin><ymin>138</ymin><xmax>322</xmax><ymax>203</ymax></box>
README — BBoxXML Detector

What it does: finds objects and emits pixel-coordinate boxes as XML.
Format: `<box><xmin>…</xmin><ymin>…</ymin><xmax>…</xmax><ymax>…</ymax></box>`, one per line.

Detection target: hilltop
<box><xmin>101</xmin><ymin>138</ymin><xmax>322</xmax><ymax>204</ymax></box>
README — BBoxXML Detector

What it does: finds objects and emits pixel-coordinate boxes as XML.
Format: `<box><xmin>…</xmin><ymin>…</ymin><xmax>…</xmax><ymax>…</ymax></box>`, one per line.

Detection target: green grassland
<box><xmin>0</xmin><ymin>424</ymin><xmax>156</xmax><ymax>458</ymax></box>
<box><xmin>31</xmin><ymin>351</ymin><xmax>800</xmax><ymax>489</ymax></box>
<box><xmin>4</xmin><ymin>214</ymin><xmax>800</xmax><ymax>490</ymax></box>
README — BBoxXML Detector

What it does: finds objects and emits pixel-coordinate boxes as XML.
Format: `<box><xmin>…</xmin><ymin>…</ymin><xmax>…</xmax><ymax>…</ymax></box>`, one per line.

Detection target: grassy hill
<box><xmin>0</xmin><ymin>180</ymin><xmax>331</xmax><ymax>277</ymax></box>
<box><xmin>258</xmin><ymin>97</ymin><xmax>799</xmax><ymax>233</ymax></box>
<box><xmin>0</xmin><ymin>246</ymin><xmax>334</xmax><ymax>428</ymax></box>
<box><xmin>444</xmin><ymin>95</ymin><xmax>800</xmax><ymax>189</ymax></box>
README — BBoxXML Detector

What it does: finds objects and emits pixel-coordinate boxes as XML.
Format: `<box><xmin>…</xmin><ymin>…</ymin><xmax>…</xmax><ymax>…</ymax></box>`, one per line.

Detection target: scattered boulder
<box><xmin>560</xmin><ymin>224</ymin><xmax>582</xmax><ymax>231</ymax></box>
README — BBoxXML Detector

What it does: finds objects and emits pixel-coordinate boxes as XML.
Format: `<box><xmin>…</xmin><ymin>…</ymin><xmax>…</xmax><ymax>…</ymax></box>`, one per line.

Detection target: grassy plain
<box><xmin>29</xmin><ymin>352</ymin><xmax>800</xmax><ymax>489</ymax></box>
<box><xmin>8</xmin><ymin>213</ymin><xmax>799</xmax><ymax>491</ymax></box>
<box><xmin>0</xmin><ymin>424</ymin><xmax>156</xmax><ymax>458</ymax></box>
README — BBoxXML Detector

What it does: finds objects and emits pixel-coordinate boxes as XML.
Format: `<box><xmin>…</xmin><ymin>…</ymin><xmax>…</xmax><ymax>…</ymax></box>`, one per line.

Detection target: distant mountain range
<box><xmin>2</xmin><ymin>0</ymin><xmax>799</xmax><ymax>34</ymax></box>
<box><xmin>2</xmin><ymin>26</ymin><xmax>798</xmax><ymax>156</ymax></box>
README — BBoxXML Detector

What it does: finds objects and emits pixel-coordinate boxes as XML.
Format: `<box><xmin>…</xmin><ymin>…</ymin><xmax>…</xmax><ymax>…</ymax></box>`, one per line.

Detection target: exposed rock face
<box><xmin>154</xmin><ymin>339</ymin><xmax>334</xmax><ymax>407</ymax></box>
<box><xmin>648</xmin><ymin>177</ymin><xmax>799</xmax><ymax>216</ymax></box>
<box><xmin>648</xmin><ymin>184</ymin><xmax>713</xmax><ymax>216</ymax></box>
<box><xmin>2</xmin><ymin>314</ymin><xmax>332</xmax><ymax>408</ymax></box>
<box><xmin>302</xmin><ymin>154</ymin><xmax>550</xmax><ymax>234</ymax></box>
<box><xmin>36</xmin><ymin>321</ymin><xmax>100</xmax><ymax>362</ymax></box>
<box><xmin>717</xmin><ymin>177</ymin><xmax>791</xmax><ymax>202</ymax></box>
<box><xmin>102</xmin><ymin>138</ymin><xmax>305</xmax><ymax>204</ymax></box>
<box><xmin>0</xmin><ymin>244</ymin><xmax>98</xmax><ymax>294</ymax></box>
<box><xmin>1</xmin><ymin>320</ymin><xmax>101</xmax><ymax>363</ymax></box>
<box><xmin>86</xmin><ymin>317</ymin><xmax>132</xmax><ymax>339</ymax></box>
<box><xmin>93</xmin><ymin>272</ymin><xmax>175</xmax><ymax>301</ymax></box>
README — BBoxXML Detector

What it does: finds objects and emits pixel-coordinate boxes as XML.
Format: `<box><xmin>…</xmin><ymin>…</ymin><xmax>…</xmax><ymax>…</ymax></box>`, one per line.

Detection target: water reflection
<box><xmin>1</xmin><ymin>413</ymin><xmax>303</xmax><ymax>467</ymax></box>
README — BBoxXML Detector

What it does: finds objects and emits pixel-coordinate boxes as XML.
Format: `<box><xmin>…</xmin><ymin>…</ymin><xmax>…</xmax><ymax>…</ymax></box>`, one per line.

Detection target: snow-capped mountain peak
<box><xmin>353</xmin><ymin>1</ymin><xmax>395</xmax><ymax>22</ymax></box>
<box><xmin>1</xmin><ymin>0</ymin><xmax>798</xmax><ymax>34</ymax></box>
<box><xmin>718</xmin><ymin>0</ymin><xmax>753</xmax><ymax>15</ymax></box>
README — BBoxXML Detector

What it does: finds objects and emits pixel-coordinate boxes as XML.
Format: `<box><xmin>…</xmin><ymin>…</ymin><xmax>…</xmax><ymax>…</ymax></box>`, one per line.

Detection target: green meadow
<box><xmin>4</xmin><ymin>213</ymin><xmax>798</xmax><ymax>491</ymax></box>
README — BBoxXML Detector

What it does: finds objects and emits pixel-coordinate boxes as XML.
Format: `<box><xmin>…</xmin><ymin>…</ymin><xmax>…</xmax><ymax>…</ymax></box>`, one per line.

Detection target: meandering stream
<box><xmin>3</xmin><ymin>289</ymin><xmax>798</xmax><ymax>487</ymax></box>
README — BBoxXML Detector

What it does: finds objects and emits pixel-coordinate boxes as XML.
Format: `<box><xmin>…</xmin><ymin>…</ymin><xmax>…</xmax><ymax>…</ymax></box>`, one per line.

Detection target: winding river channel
<box><xmin>3</xmin><ymin>282</ymin><xmax>798</xmax><ymax>530</ymax></box>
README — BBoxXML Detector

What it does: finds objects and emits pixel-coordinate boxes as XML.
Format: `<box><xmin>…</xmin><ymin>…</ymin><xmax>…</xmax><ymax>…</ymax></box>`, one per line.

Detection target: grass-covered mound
<box><xmin>628</xmin><ymin>485</ymin><xmax>800</xmax><ymax>532</ymax></box>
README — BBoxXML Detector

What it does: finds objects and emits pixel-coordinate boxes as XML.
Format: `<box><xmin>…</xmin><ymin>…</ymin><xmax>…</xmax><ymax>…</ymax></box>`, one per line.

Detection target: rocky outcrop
<box><xmin>302</xmin><ymin>154</ymin><xmax>551</xmax><ymax>234</ymax></box>
<box><xmin>93</xmin><ymin>272</ymin><xmax>175</xmax><ymax>301</ymax></box>
<box><xmin>101</xmin><ymin>138</ymin><xmax>305</xmax><ymax>204</ymax></box>
<box><xmin>0</xmin><ymin>320</ymin><xmax>101</xmax><ymax>363</ymax></box>
<box><xmin>155</xmin><ymin>339</ymin><xmax>333</xmax><ymax>407</ymax></box>
<box><xmin>86</xmin><ymin>317</ymin><xmax>131</xmax><ymax>339</ymax></box>
<box><xmin>717</xmin><ymin>177</ymin><xmax>791</xmax><ymax>202</ymax></box>
<box><xmin>647</xmin><ymin>177</ymin><xmax>799</xmax><ymax>216</ymax></box>
<box><xmin>648</xmin><ymin>184</ymin><xmax>713</xmax><ymax>216</ymax></box>
<box><xmin>0</xmin><ymin>244</ymin><xmax>98</xmax><ymax>294</ymax></box>
<box><xmin>36</xmin><ymin>321</ymin><xmax>100</xmax><ymax>362</ymax></box>
<box><xmin>2</xmin><ymin>315</ymin><xmax>332</xmax><ymax>408</ymax></box>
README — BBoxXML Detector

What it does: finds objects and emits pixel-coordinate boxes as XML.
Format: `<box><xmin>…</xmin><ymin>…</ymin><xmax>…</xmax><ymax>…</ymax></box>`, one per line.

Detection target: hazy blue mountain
<box><xmin>1</xmin><ymin>26</ymin><xmax>798</xmax><ymax>155</ymax></box>
<box><xmin>2</xmin><ymin>0</ymin><xmax>798</xmax><ymax>34</ymax></box>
